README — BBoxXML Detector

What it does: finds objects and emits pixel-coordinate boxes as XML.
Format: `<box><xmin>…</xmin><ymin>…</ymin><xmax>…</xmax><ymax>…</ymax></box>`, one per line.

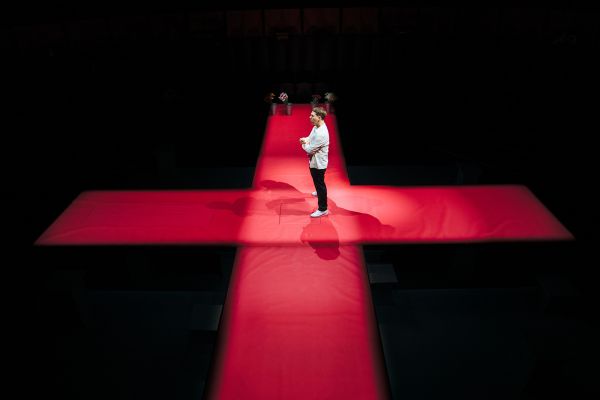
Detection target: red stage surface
<box><xmin>206</xmin><ymin>246</ymin><xmax>389</xmax><ymax>400</ymax></box>
<box><xmin>34</xmin><ymin>185</ymin><xmax>572</xmax><ymax>245</ymax></box>
<box><xmin>36</xmin><ymin>105</ymin><xmax>572</xmax><ymax>246</ymax></box>
<box><xmin>35</xmin><ymin>105</ymin><xmax>573</xmax><ymax>400</ymax></box>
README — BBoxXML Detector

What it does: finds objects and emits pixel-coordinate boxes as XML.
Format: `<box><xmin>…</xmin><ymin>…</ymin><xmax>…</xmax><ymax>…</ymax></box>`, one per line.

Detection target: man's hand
<box><xmin>299</xmin><ymin>137</ymin><xmax>308</xmax><ymax>144</ymax></box>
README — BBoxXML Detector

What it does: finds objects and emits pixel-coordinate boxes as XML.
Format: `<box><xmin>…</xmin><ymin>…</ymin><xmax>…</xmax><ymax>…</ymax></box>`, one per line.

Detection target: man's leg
<box><xmin>310</xmin><ymin>167</ymin><xmax>327</xmax><ymax>211</ymax></box>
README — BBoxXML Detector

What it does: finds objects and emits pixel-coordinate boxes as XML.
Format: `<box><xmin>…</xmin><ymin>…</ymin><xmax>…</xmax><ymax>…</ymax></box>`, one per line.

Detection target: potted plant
<box><xmin>324</xmin><ymin>92</ymin><xmax>336</xmax><ymax>113</ymax></box>
<box><xmin>310</xmin><ymin>94</ymin><xmax>322</xmax><ymax>107</ymax></box>
<box><xmin>279</xmin><ymin>92</ymin><xmax>292</xmax><ymax>115</ymax></box>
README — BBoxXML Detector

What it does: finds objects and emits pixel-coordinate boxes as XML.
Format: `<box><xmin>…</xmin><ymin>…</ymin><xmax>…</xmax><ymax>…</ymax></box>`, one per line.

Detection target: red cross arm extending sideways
<box><xmin>35</xmin><ymin>105</ymin><xmax>572</xmax><ymax>400</ymax></box>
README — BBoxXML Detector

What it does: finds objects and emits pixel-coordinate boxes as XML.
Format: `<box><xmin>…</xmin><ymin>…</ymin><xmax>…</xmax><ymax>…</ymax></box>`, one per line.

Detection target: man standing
<box><xmin>300</xmin><ymin>107</ymin><xmax>329</xmax><ymax>217</ymax></box>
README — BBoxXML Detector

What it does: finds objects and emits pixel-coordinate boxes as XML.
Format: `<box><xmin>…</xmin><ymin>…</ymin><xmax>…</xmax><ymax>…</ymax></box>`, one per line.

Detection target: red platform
<box><xmin>35</xmin><ymin>105</ymin><xmax>573</xmax><ymax>400</ymax></box>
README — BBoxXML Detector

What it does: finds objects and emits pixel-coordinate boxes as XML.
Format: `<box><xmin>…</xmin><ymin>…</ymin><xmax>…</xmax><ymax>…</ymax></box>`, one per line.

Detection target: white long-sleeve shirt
<box><xmin>302</xmin><ymin>123</ymin><xmax>329</xmax><ymax>169</ymax></box>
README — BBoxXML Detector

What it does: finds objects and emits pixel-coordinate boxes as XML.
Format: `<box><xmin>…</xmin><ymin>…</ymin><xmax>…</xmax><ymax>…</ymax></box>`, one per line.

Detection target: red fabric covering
<box><xmin>35</xmin><ymin>104</ymin><xmax>573</xmax><ymax>399</ymax></box>
<box><xmin>206</xmin><ymin>246</ymin><xmax>389</xmax><ymax>400</ymax></box>
<box><xmin>36</xmin><ymin>105</ymin><xmax>572</xmax><ymax>245</ymax></box>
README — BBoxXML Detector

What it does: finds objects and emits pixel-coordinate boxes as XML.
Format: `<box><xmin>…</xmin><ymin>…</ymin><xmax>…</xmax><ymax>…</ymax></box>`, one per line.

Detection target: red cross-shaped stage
<box><xmin>36</xmin><ymin>104</ymin><xmax>573</xmax><ymax>399</ymax></box>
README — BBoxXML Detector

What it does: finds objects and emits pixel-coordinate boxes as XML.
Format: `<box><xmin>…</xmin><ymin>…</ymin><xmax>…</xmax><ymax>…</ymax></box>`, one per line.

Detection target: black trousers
<box><xmin>310</xmin><ymin>167</ymin><xmax>327</xmax><ymax>211</ymax></box>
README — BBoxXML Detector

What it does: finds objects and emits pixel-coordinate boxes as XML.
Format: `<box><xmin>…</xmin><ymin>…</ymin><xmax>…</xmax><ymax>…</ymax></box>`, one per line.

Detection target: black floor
<box><xmin>365</xmin><ymin>240</ymin><xmax>595</xmax><ymax>399</ymax></box>
<box><xmin>27</xmin><ymin>246</ymin><xmax>236</xmax><ymax>400</ymax></box>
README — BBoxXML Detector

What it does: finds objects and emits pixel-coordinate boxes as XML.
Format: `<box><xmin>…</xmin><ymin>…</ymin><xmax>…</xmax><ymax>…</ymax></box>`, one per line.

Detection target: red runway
<box><xmin>35</xmin><ymin>105</ymin><xmax>572</xmax><ymax>399</ymax></box>
<box><xmin>36</xmin><ymin>106</ymin><xmax>571</xmax><ymax>246</ymax></box>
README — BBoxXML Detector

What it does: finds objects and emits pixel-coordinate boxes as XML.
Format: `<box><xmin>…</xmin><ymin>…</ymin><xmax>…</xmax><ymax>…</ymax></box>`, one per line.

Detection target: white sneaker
<box><xmin>311</xmin><ymin>191</ymin><xmax>318</xmax><ymax>197</ymax></box>
<box><xmin>310</xmin><ymin>209</ymin><xmax>329</xmax><ymax>218</ymax></box>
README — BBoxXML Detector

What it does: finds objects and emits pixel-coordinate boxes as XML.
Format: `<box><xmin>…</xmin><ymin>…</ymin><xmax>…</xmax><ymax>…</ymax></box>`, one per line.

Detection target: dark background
<box><xmin>4</xmin><ymin>3</ymin><xmax>599</xmax><ymax>399</ymax></box>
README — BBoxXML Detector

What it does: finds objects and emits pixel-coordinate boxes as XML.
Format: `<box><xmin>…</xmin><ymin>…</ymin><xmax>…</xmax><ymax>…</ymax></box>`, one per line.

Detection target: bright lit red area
<box><xmin>34</xmin><ymin>104</ymin><xmax>572</xmax><ymax>400</ymax></box>
<box><xmin>36</xmin><ymin>183</ymin><xmax>571</xmax><ymax>245</ymax></box>
<box><xmin>36</xmin><ymin>105</ymin><xmax>572</xmax><ymax>245</ymax></box>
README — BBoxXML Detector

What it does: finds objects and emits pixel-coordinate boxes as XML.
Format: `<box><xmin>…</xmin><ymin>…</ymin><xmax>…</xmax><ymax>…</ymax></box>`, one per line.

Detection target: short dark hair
<box><xmin>312</xmin><ymin>107</ymin><xmax>327</xmax><ymax>120</ymax></box>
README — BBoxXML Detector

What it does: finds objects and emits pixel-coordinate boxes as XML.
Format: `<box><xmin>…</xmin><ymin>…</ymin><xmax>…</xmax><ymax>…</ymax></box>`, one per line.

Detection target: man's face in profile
<box><xmin>309</xmin><ymin>111</ymin><xmax>321</xmax><ymax>126</ymax></box>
